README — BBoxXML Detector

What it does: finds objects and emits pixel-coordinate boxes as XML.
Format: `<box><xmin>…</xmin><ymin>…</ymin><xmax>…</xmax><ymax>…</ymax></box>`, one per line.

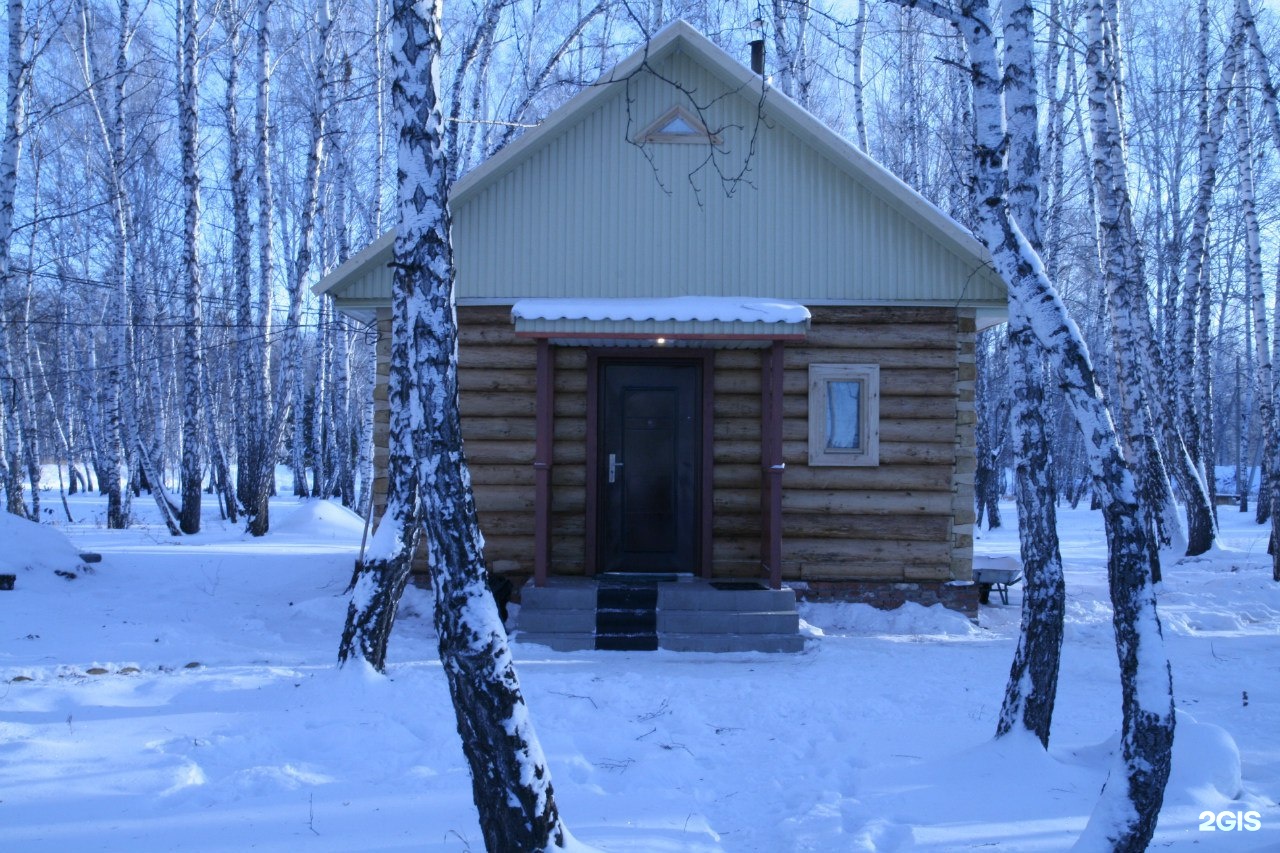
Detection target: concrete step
<box><xmin>516</xmin><ymin>608</ymin><xmax>597</xmax><ymax>634</ymax></box>
<box><xmin>595</xmin><ymin>633</ymin><xmax>659</xmax><ymax>652</ymax></box>
<box><xmin>659</xmin><ymin>584</ymin><xmax>797</xmax><ymax>612</ymax></box>
<box><xmin>657</xmin><ymin>610</ymin><xmax>799</xmax><ymax>635</ymax></box>
<box><xmin>514</xmin><ymin>631</ymin><xmax>596</xmax><ymax>652</ymax></box>
<box><xmin>597</xmin><ymin>608</ymin><xmax>657</xmax><ymax>634</ymax></box>
<box><xmin>661</xmin><ymin>633</ymin><xmax>807</xmax><ymax>653</ymax></box>
<box><xmin>513</xmin><ymin>578</ymin><xmax>802</xmax><ymax>653</ymax></box>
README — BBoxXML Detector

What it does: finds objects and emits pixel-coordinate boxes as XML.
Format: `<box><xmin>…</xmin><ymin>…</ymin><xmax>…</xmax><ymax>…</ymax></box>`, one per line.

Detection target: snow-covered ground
<box><xmin>1</xmin><ymin>487</ymin><xmax>1278</xmax><ymax>851</ymax></box>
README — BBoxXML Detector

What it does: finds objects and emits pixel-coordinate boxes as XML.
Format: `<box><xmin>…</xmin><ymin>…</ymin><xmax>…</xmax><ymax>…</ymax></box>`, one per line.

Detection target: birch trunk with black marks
<box><xmin>0</xmin><ymin>0</ymin><xmax>28</xmax><ymax>519</ymax></box>
<box><xmin>973</xmin><ymin>330</ymin><xmax>1005</xmax><ymax>530</ymax></box>
<box><xmin>339</xmin><ymin>2</ymin><xmax>569</xmax><ymax>847</ymax></box>
<box><xmin>852</xmin><ymin>0</ymin><xmax>870</xmax><ymax>151</ymax></box>
<box><xmin>1235</xmin><ymin>0</ymin><xmax>1280</xmax><ymax>580</ymax></box>
<box><xmin>72</xmin><ymin>0</ymin><xmax>140</xmax><ymax>527</ymax></box>
<box><xmin>246</xmin><ymin>0</ymin><xmax>278</xmax><ymax>536</ymax></box>
<box><xmin>290</xmin><ymin>0</ymin><xmax>332</xmax><ymax>501</ymax></box>
<box><xmin>1088</xmin><ymin>0</ymin><xmax>1191</xmax><ymax>564</ymax></box>
<box><xmin>994</xmin><ymin>0</ymin><xmax>1066</xmax><ymax>749</ymax></box>
<box><xmin>223</xmin><ymin>2</ymin><xmax>256</xmax><ymax>510</ymax></box>
<box><xmin>893</xmin><ymin>0</ymin><xmax>1174</xmax><ymax>846</ymax></box>
<box><xmin>1175</xmin><ymin>4</ymin><xmax>1245</xmax><ymax>555</ymax></box>
<box><xmin>178</xmin><ymin>0</ymin><xmax>205</xmax><ymax>534</ymax></box>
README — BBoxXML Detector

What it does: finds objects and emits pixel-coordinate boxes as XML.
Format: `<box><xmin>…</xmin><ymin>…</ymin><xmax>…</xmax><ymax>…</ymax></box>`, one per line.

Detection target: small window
<box><xmin>636</xmin><ymin>106</ymin><xmax>720</xmax><ymax>145</ymax></box>
<box><xmin>808</xmin><ymin>364</ymin><xmax>879</xmax><ymax>466</ymax></box>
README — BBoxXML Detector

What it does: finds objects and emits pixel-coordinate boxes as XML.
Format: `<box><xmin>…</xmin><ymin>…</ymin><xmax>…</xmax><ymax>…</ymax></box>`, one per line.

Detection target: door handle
<box><xmin>608</xmin><ymin>453</ymin><xmax>623</xmax><ymax>484</ymax></box>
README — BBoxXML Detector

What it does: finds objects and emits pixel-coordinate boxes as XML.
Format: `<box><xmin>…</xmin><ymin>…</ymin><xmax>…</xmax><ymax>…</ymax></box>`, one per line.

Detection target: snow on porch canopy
<box><xmin>511</xmin><ymin>297</ymin><xmax>811</xmax><ymax>347</ymax></box>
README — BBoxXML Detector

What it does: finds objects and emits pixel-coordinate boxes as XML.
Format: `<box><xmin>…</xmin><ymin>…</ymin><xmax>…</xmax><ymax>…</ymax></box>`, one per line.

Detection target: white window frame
<box><xmin>808</xmin><ymin>363</ymin><xmax>880</xmax><ymax>467</ymax></box>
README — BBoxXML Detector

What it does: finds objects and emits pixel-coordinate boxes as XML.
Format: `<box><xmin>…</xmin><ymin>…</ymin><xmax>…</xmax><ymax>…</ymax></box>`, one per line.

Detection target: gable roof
<box><xmin>316</xmin><ymin>20</ymin><xmax>1005</xmax><ymax>320</ymax></box>
<box><xmin>449</xmin><ymin>20</ymin><xmax>988</xmax><ymax>264</ymax></box>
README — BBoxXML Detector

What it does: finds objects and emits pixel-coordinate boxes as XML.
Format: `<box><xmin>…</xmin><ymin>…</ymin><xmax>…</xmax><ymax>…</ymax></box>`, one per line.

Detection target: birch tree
<box><xmin>993</xmin><ymin>0</ymin><xmax>1066</xmax><ymax>749</ymax></box>
<box><xmin>1232</xmin><ymin>0</ymin><xmax>1280</xmax><ymax>581</ymax></box>
<box><xmin>0</xmin><ymin>0</ymin><xmax>29</xmax><ymax>518</ymax></box>
<box><xmin>177</xmin><ymin>0</ymin><xmax>205</xmax><ymax>533</ymax></box>
<box><xmin>337</xmin><ymin>1</ymin><xmax>570</xmax><ymax>847</ymax></box>
<box><xmin>892</xmin><ymin>0</ymin><xmax>1175</xmax><ymax>845</ymax></box>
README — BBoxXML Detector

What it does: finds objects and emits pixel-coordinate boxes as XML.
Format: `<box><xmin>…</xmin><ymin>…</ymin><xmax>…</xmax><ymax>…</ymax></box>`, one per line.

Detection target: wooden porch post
<box><xmin>761</xmin><ymin>342</ymin><xmax>785</xmax><ymax>589</ymax></box>
<box><xmin>533</xmin><ymin>338</ymin><xmax>554</xmax><ymax>587</ymax></box>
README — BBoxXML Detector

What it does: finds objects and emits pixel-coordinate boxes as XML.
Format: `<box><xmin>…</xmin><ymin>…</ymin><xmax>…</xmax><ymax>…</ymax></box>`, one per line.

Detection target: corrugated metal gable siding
<box><xmin>453</xmin><ymin>49</ymin><xmax>1003</xmax><ymax>305</ymax></box>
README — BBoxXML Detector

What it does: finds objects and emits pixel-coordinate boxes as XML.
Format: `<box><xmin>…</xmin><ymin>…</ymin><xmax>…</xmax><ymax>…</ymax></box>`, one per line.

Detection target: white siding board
<box><xmin>454</xmin><ymin>48</ymin><xmax>1002</xmax><ymax>307</ymax></box>
<box><xmin>324</xmin><ymin>40</ymin><xmax>1005</xmax><ymax>312</ymax></box>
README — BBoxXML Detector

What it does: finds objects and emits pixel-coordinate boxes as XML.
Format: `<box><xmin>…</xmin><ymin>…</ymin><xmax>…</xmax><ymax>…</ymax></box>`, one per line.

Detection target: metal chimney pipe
<box><xmin>749</xmin><ymin>19</ymin><xmax>765</xmax><ymax>75</ymax></box>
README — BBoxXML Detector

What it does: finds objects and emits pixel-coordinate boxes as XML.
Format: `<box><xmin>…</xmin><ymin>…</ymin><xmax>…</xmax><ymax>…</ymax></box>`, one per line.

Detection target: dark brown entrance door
<box><xmin>598</xmin><ymin>360</ymin><xmax>702</xmax><ymax>574</ymax></box>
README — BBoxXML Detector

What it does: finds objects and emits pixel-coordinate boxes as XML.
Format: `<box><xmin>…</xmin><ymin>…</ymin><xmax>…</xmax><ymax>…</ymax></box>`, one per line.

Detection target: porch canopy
<box><xmin>511</xmin><ymin>296</ymin><xmax>811</xmax><ymax>346</ymax></box>
<box><xmin>514</xmin><ymin>296</ymin><xmax>806</xmax><ymax>589</ymax></box>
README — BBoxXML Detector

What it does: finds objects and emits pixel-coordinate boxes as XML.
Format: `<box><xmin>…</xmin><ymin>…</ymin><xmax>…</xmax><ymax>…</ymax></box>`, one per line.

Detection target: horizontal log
<box><xmin>714</xmin><ymin>487</ymin><xmax>954</xmax><ymax>515</ymax></box>
<box><xmin>458</xmin><ymin>368</ymin><xmax>536</xmax><ymax>393</ymax></box>
<box><xmin>801</xmin><ymin>325</ymin><xmax>957</xmax><ymax>351</ymax></box>
<box><xmin>712</xmin><ymin>439</ymin><xmax>957</xmax><ymax>466</ymax></box>
<box><xmin>878</xmin><ymin>441</ymin><xmax>957</xmax><ymax>465</ymax></box>
<box><xmin>465</xmin><ymin>439</ymin><xmax>535</xmax><ymax>465</ymax></box>
<box><xmin>798</xmin><ymin>561</ymin><xmax>909</xmax><ymax>581</ymax></box>
<box><xmin>478</xmin><ymin>512</ymin><xmax>587</xmax><ymax>539</ymax></box>
<box><xmin>473</xmin><ymin>484</ymin><xmax>536</xmax><ymax>513</ymax></box>
<box><xmin>553</xmin><ymin>349</ymin><xmax>588</xmax><ymax>370</ymax></box>
<box><xmin>713</xmin><ymin>513</ymin><xmax>951</xmax><ymax>542</ymax></box>
<box><xmin>808</xmin><ymin>305</ymin><xmax>958</xmax><ymax>325</ymax></box>
<box><xmin>458</xmin><ymin>345</ymin><xmax>537</xmax><ymax>370</ymax></box>
<box><xmin>460</xmin><ymin>391</ymin><xmax>537</xmax><ymax>418</ymax></box>
<box><xmin>712</xmin><ymin>394</ymin><xmax>763</xmax><ymax>419</ymax></box>
<box><xmin>784</xmin><ymin>347</ymin><xmax>957</xmax><ymax>369</ymax></box>
<box><xmin>713</xmin><ymin>392</ymin><xmax>956</xmax><ymax>422</ymax></box>
<box><xmin>808</xmin><ymin>306</ymin><xmax>956</xmax><ymax>323</ymax></box>
<box><xmin>458</xmin><ymin>305</ymin><xmax>518</xmax><ymax>325</ymax></box>
<box><xmin>801</xmin><ymin>513</ymin><xmax>951</xmax><ymax>542</ymax></box>
<box><xmin>476</xmin><ymin>487</ymin><xmax>583</xmax><ymax>516</ymax></box>
<box><xmin>464</xmin><ymin>417</ymin><xmax>590</xmax><ymax>448</ymax></box>
<box><xmin>554</xmin><ymin>394</ymin><xmax>586</xmax><ymax>418</ymax></box>
<box><xmin>713</xmin><ymin>367</ymin><xmax>958</xmax><ymax>397</ymax></box>
<box><xmin>784</xmin><ymin>537</ymin><xmax>952</xmax><ymax>564</ymax></box>
<box><xmin>713</xmin><ymin>350</ymin><xmax>768</xmax><ymax>370</ymax></box>
<box><xmin>459</xmin><ymin>325</ymin><xmax>523</xmax><ymax>346</ymax></box>
<box><xmin>712</xmin><ymin>416</ymin><xmax>956</xmax><ymax>445</ymax></box>
<box><xmin>554</xmin><ymin>373</ymin><xmax>588</xmax><ymax>393</ymax></box>
<box><xmin>552</xmin><ymin>442</ymin><xmax>587</xmax><ymax>465</ymax></box>
<box><xmin>709</xmin><ymin>537</ymin><xmax>951</xmax><ymax>570</ymax></box>
<box><xmin>469</xmin><ymin>464</ymin><xmax>535</xmax><ymax>486</ymax></box>
<box><xmin>552</xmin><ymin>468</ymin><xmax>587</xmax><ymax>487</ymax></box>
<box><xmin>903</xmin><ymin>562</ymin><xmax>955</xmax><ymax>581</ymax></box>
<box><xmin>466</xmin><ymin>461</ymin><xmax>587</xmax><ymax>490</ymax></box>
<box><xmin>463</xmin><ymin>417</ymin><xmax>537</xmax><ymax>441</ymax></box>
<box><xmin>476</xmin><ymin>511</ymin><xmax>533</xmax><ymax>536</ymax></box>
<box><xmin>879</xmin><ymin>396</ymin><xmax>958</xmax><ymax>420</ymax></box>
<box><xmin>713</xmin><ymin>463</ymin><xmax>954</xmax><ymax>491</ymax></box>
<box><xmin>877</xmin><ymin>419</ymin><xmax>958</xmax><ymax>444</ymax></box>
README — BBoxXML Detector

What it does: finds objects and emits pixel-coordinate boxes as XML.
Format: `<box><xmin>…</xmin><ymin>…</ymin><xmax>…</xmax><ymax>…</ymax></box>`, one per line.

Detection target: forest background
<box><xmin>1</xmin><ymin>0</ymin><xmax>1277</xmax><ymax>549</ymax></box>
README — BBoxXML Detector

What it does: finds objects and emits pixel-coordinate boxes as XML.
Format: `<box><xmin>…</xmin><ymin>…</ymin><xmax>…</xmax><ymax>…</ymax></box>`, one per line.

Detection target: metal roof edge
<box><xmin>313</xmin><ymin>229</ymin><xmax>395</xmax><ymax>298</ymax></box>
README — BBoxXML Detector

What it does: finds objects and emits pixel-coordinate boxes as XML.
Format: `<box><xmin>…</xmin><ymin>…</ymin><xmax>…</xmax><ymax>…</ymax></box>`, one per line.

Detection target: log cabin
<box><xmin>315</xmin><ymin>21</ymin><xmax>1007</xmax><ymax>650</ymax></box>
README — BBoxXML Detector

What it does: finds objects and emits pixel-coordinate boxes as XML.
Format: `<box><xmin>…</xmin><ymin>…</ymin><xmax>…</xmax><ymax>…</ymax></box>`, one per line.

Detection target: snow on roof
<box><xmin>511</xmin><ymin>297</ymin><xmax>811</xmax><ymax>326</ymax></box>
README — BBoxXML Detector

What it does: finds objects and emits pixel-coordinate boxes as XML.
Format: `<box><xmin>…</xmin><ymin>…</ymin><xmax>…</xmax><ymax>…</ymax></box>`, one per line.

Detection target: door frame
<box><xmin>585</xmin><ymin>348</ymin><xmax>715</xmax><ymax>578</ymax></box>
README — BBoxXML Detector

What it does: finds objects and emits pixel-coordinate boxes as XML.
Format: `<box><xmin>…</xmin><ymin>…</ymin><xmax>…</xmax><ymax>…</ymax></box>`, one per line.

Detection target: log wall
<box><xmin>371</xmin><ymin>305</ymin><xmax>975</xmax><ymax>588</ymax></box>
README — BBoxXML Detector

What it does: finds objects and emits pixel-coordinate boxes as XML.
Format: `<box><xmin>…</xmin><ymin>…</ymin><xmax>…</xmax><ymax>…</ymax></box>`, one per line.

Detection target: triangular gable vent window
<box><xmin>638</xmin><ymin>106</ymin><xmax>720</xmax><ymax>144</ymax></box>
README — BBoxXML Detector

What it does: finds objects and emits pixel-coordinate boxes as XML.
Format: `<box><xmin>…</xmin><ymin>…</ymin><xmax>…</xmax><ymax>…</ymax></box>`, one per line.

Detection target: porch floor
<box><xmin>514</xmin><ymin>576</ymin><xmax>804</xmax><ymax>653</ymax></box>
